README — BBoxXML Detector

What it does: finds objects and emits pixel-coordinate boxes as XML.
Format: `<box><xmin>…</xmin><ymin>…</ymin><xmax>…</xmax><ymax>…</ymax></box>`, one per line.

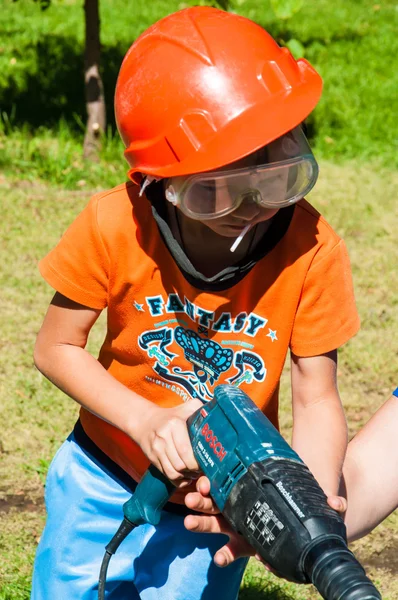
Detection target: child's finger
<box><xmin>214</xmin><ymin>536</ymin><xmax>255</xmax><ymax>567</ymax></box>
<box><xmin>184</xmin><ymin>491</ymin><xmax>220</xmax><ymax>514</ymax></box>
<box><xmin>170</xmin><ymin>427</ymin><xmax>200</xmax><ymax>472</ymax></box>
<box><xmin>164</xmin><ymin>439</ymin><xmax>191</xmax><ymax>475</ymax></box>
<box><xmin>157</xmin><ymin>454</ymin><xmax>186</xmax><ymax>482</ymax></box>
<box><xmin>195</xmin><ymin>476</ymin><xmax>211</xmax><ymax>496</ymax></box>
<box><xmin>213</xmin><ymin>546</ymin><xmax>238</xmax><ymax>568</ymax></box>
<box><xmin>184</xmin><ymin>513</ymin><xmax>224</xmax><ymax>534</ymax></box>
<box><xmin>327</xmin><ymin>495</ymin><xmax>347</xmax><ymax>513</ymax></box>
<box><xmin>185</xmin><ymin>514</ymin><xmax>254</xmax><ymax>567</ymax></box>
<box><xmin>176</xmin><ymin>479</ymin><xmax>195</xmax><ymax>489</ymax></box>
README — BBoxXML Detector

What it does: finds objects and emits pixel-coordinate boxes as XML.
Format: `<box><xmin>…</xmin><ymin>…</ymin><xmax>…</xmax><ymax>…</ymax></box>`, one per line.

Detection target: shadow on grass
<box><xmin>1</xmin><ymin>27</ymin><xmax>335</xmax><ymax>138</ymax></box>
<box><xmin>262</xmin><ymin>18</ymin><xmax>366</xmax><ymax>48</ymax></box>
<box><xmin>0</xmin><ymin>20</ymin><xmax>366</xmax><ymax>152</ymax></box>
<box><xmin>239</xmin><ymin>561</ymin><xmax>302</xmax><ymax>600</ymax></box>
<box><xmin>0</xmin><ymin>33</ymin><xmax>126</xmax><ymax>131</ymax></box>
<box><xmin>239</xmin><ymin>582</ymin><xmax>299</xmax><ymax>600</ymax></box>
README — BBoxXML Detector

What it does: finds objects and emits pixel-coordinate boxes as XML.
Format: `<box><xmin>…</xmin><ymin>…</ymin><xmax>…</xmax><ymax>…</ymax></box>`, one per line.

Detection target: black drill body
<box><xmin>100</xmin><ymin>385</ymin><xmax>382</xmax><ymax>600</ymax></box>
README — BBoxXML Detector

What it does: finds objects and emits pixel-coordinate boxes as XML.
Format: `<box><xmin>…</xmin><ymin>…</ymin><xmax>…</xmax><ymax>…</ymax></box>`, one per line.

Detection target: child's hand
<box><xmin>133</xmin><ymin>399</ymin><xmax>203</xmax><ymax>487</ymax></box>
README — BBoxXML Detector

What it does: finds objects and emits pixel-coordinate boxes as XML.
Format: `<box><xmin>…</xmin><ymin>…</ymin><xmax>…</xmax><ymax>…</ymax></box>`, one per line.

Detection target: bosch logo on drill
<box><xmin>201</xmin><ymin>423</ymin><xmax>227</xmax><ymax>461</ymax></box>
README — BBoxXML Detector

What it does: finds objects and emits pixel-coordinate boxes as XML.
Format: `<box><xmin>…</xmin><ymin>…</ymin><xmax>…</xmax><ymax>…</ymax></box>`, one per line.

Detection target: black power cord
<box><xmin>98</xmin><ymin>518</ymin><xmax>136</xmax><ymax>600</ymax></box>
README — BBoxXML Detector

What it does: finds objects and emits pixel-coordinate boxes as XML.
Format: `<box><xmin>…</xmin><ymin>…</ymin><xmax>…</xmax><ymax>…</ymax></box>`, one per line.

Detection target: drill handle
<box><xmin>123</xmin><ymin>464</ymin><xmax>176</xmax><ymax>526</ymax></box>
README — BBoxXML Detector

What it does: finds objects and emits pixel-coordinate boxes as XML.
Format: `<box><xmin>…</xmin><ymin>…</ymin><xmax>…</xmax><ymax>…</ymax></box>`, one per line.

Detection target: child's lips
<box><xmin>224</xmin><ymin>222</ymin><xmax>251</xmax><ymax>230</ymax></box>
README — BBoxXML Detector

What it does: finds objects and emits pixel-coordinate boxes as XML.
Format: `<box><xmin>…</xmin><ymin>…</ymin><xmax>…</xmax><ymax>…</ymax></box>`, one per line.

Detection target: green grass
<box><xmin>0</xmin><ymin>513</ymin><xmax>41</xmax><ymax>600</ymax></box>
<box><xmin>0</xmin><ymin>0</ymin><xmax>397</xmax><ymax>184</ymax></box>
<box><xmin>0</xmin><ymin>116</ymin><xmax>126</xmax><ymax>189</ymax></box>
<box><xmin>0</xmin><ymin>161</ymin><xmax>397</xmax><ymax>598</ymax></box>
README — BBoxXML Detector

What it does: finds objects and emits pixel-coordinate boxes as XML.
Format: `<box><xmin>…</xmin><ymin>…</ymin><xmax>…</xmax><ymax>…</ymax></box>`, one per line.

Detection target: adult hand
<box><xmin>184</xmin><ymin>476</ymin><xmax>347</xmax><ymax>569</ymax></box>
<box><xmin>134</xmin><ymin>399</ymin><xmax>203</xmax><ymax>488</ymax></box>
<box><xmin>184</xmin><ymin>476</ymin><xmax>255</xmax><ymax>567</ymax></box>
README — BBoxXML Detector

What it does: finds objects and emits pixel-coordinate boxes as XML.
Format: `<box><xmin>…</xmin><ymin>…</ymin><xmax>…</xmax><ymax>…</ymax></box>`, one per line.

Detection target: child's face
<box><xmin>191</xmin><ymin>186</ymin><xmax>279</xmax><ymax>238</ymax></box>
<box><xmin>164</xmin><ymin>126</ymin><xmax>318</xmax><ymax>236</ymax></box>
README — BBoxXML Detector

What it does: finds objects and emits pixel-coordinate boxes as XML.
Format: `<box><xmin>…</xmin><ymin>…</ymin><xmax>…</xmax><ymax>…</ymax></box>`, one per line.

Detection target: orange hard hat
<box><xmin>115</xmin><ymin>6</ymin><xmax>322</xmax><ymax>182</ymax></box>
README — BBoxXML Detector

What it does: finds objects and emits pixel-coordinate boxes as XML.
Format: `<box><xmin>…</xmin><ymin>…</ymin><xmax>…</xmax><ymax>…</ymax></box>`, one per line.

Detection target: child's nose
<box><xmin>232</xmin><ymin>196</ymin><xmax>260</xmax><ymax>220</ymax></box>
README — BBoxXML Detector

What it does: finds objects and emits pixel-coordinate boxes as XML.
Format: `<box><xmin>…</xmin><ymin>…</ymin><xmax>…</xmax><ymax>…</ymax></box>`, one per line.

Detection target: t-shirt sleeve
<box><xmin>39</xmin><ymin>195</ymin><xmax>109</xmax><ymax>309</ymax></box>
<box><xmin>290</xmin><ymin>239</ymin><xmax>360</xmax><ymax>357</ymax></box>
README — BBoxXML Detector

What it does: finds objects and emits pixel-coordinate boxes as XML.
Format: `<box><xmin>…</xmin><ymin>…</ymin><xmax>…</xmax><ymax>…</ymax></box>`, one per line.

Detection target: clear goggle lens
<box><xmin>165</xmin><ymin>127</ymin><xmax>319</xmax><ymax>220</ymax></box>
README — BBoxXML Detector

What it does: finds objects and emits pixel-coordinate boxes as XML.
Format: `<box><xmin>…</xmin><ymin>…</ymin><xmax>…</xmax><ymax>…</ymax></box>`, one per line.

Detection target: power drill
<box><xmin>98</xmin><ymin>385</ymin><xmax>382</xmax><ymax>600</ymax></box>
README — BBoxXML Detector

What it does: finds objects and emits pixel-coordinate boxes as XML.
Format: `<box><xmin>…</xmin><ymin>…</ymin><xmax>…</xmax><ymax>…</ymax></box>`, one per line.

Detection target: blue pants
<box><xmin>31</xmin><ymin>431</ymin><xmax>248</xmax><ymax>599</ymax></box>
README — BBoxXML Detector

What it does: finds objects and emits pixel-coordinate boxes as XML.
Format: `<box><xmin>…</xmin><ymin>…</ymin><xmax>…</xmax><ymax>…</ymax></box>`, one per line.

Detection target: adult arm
<box><xmin>337</xmin><ymin>390</ymin><xmax>398</xmax><ymax>540</ymax></box>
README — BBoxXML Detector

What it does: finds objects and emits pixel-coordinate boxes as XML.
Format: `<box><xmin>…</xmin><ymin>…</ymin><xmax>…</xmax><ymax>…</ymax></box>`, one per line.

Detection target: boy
<box><xmin>31</xmin><ymin>7</ymin><xmax>360</xmax><ymax>600</ymax></box>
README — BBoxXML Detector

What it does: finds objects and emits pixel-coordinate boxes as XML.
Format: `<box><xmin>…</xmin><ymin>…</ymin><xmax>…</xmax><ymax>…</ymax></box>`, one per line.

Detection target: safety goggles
<box><xmin>164</xmin><ymin>127</ymin><xmax>318</xmax><ymax>220</ymax></box>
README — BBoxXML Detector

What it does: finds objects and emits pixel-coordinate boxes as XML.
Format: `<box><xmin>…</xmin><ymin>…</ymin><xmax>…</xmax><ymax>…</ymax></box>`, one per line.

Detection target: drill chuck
<box><xmin>304</xmin><ymin>538</ymin><xmax>381</xmax><ymax>600</ymax></box>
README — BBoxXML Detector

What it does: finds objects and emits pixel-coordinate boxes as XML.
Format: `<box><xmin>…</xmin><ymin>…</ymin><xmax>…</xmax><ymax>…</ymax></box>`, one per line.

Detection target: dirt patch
<box><xmin>356</xmin><ymin>542</ymin><xmax>398</xmax><ymax>574</ymax></box>
<box><xmin>1</xmin><ymin>491</ymin><xmax>395</xmax><ymax>578</ymax></box>
<box><xmin>0</xmin><ymin>494</ymin><xmax>44</xmax><ymax>514</ymax></box>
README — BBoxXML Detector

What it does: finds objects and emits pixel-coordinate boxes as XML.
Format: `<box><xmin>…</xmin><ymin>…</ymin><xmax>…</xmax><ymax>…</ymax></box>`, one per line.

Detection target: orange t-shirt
<box><xmin>39</xmin><ymin>182</ymin><xmax>360</xmax><ymax>501</ymax></box>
